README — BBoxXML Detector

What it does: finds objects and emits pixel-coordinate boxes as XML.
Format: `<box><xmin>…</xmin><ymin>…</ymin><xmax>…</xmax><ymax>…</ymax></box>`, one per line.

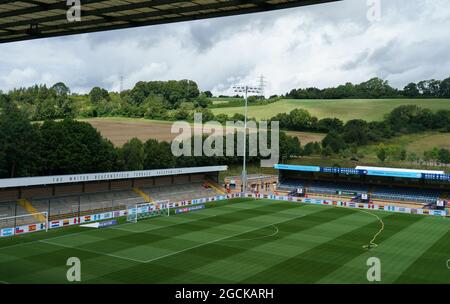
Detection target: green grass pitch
<box><xmin>0</xmin><ymin>198</ymin><xmax>448</xmax><ymax>284</ymax></box>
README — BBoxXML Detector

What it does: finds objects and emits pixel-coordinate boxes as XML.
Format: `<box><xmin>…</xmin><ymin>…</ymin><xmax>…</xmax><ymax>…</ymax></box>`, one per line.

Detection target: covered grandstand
<box><xmin>0</xmin><ymin>0</ymin><xmax>340</xmax><ymax>44</ymax></box>
<box><xmin>275</xmin><ymin>164</ymin><xmax>450</xmax><ymax>209</ymax></box>
<box><xmin>0</xmin><ymin>165</ymin><xmax>227</xmax><ymax>228</ymax></box>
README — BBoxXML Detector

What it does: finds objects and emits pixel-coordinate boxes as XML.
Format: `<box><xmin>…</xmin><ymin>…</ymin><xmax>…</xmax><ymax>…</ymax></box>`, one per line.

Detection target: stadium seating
<box><xmin>370</xmin><ymin>187</ymin><xmax>440</xmax><ymax>204</ymax></box>
<box><xmin>140</xmin><ymin>182</ymin><xmax>218</xmax><ymax>203</ymax></box>
<box><xmin>29</xmin><ymin>190</ymin><xmax>143</xmax><ymax>220</ymax></box>
<box><xmin>0</xmin><ymin>181</ymin><xmax>221</xmax><ymax>224</ymax></box>
<box><xmin>278</xmin><ymin>179</ymin><xmax>440</xmax><ymax>204</ymax></box>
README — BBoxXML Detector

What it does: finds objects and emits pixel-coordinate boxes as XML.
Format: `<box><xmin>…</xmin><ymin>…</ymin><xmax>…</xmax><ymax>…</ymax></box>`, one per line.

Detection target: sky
<box><xmin>1</xmin><ymin>0</ymin><xmax>450</xmax><ymax>96</ymax></box>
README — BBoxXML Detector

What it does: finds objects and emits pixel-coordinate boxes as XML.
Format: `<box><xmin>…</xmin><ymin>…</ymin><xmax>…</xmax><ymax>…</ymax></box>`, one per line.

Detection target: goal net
<box><xmin>0</xmin><ymin>212</ymin><xmax>48</xmax><ymax>236</ymax></box>
<box><xmin>126</xmin><ymin>200</ymin><xmax>170</xmax><ymax>223</ymax></box>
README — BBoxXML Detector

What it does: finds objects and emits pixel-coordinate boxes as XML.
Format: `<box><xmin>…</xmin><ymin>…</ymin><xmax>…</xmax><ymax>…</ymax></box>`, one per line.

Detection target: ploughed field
<box><xmin>82</xmin><ymin>117</ymin><xmax>325</xmax><ymax>146</ymax></box>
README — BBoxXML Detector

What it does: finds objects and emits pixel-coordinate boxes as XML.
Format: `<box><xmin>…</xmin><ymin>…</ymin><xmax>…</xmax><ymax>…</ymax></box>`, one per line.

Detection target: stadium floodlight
<box><xmin>127</xmin><ymin>200</ymin><xmax>170</xmax><ymax>223</ymax></box>
<box><xmin>232</xmin><ymin>84</ymin><xmax>262</xmax><ymax>193</ymax></box>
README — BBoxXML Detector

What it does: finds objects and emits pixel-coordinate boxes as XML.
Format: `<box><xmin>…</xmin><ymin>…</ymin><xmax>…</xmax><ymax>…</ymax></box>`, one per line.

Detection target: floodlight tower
<box><xmin>232</xmin><ymin>84</ymin><xmax>262</xmax><ymax>193</ymax></box>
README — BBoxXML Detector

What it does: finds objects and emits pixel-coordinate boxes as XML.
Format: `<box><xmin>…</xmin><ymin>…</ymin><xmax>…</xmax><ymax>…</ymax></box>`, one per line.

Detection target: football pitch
<box><xmin>0</xmin><ymin>198</ymin><xmax>448</xmax><ymax>284</ymax></box>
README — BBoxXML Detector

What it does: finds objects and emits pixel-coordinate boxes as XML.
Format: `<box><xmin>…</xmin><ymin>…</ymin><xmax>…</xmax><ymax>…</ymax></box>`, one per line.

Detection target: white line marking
<box><xmin>0</xmin><ymin>201</ymin><xmax>254</xmax><ymax>251</ymax></box>
<box><xmin>220</xmin><ymin>224</ymin><xmax>279</xmax><ymax>242</ymax></box>
<box><xmin>141</xmin><ymin>212</ymin><xmax>309</xmax><ymax>263</ymax></box>
<box><xmin>0</xmin><ymin>201</ymin><xmax>309</xmax><ymax>263</ymax></box>
<box><xmin>38</xmin><ymin>207</ymin><xmax>311</xmax><ymax>264</ymax></box>
<box><xmin>111</xmin><ymin>213</ymin><xmax>218</xmax><ymax>233</ymax></box>
<box><xmin>38</xmin><ymin>240</ymin><xmax>147</xmax><ymax>263</ymax></box>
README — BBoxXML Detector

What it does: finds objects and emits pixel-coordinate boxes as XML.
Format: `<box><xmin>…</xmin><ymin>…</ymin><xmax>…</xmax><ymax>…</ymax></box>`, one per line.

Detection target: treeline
<box><xmin>5</xmin><ymin>76</ymin><xmax>450</xmax><ymax>124</ymax></box>
<box><xmin>2</xmin><ymin>79</ymin><xmax>211</xmax><ymax>122</ymax></box>
<box><xmin>319</xmin><ymin>105</ymin><xmax>450</xmax><ymax>155</ymax></box>
<box><xmin>8</xmin><ymin>82</ymin><xmax>76</xmax><ymax>120</ymax></box>
<box><xmin>374</xmin><ymin>144</ymin><xmax>450</xmax><ymax>165</ymax></box>
<box><xmin>285</xmin><ymin>77</ymin><xmax>450</xmax><ymax>99</ymax></box>
<box><xmin>0</xmin><ymin>99</ymin><xmax>301</xmax><ymax>178</ymax></box>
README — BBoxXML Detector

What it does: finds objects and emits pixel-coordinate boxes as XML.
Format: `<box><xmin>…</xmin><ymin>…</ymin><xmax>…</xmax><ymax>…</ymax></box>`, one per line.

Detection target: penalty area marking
<box><xmin>38</xmin><ymin>239</ymin><xmax>147</xmax><ymax>263</ymax></box>
<box><xmin>110</xmin><ymin>213</ymin><xmax>218</xmax><ymax>233</ymax></box>
<box><xmin>219</xmin><ymin>224</ymin><xmax>279</xmax><ymax>242</ymax></box>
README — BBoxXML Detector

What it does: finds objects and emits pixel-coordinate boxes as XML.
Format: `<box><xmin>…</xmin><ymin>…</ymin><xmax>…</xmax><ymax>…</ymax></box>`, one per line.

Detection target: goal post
<box><xmin>0</xmin><ymin>212</ymin><xmax>48</xmax><ymax>236</ymax></box>
<box><xmin>126</xmin><ymin>200</ymin><xmax>170</xmax><ymax>223</ymax></box>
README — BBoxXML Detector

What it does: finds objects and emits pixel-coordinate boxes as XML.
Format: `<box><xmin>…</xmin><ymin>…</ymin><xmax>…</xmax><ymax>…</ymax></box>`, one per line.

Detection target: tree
<box><xmin>194</xmin><ymin>93</ymin><xmax>212</xmax><ymax>108</ymax></box>
<box><xmin>439</xmin><ymin>77</ymin><xmax>450</xmax><ymax>98</ymax></box>
<box><xmin>89</xmin><ymin>87</ymin><xmax>110</xmax><ymax>103</ymax></box>
<box><xmin>403</xmin><ymin>83</ymin><xmax>419</xmax><ymax>98</ymax></box>
<box><xmin>142</xmin><ymin>94</ymin><xmax>168</xmax><ymax>119</ymax></box>
<box><xmin>119</xmin><ymin>138</ymin><xmax>145</xmax><ymax>170</ymax></box>
<box><xmin>321</xmin><ymin>146</ymin><xmax>333</xmax><ymax>158</ymax></box>
<box><xmin>321</xmin><ymin>132</ymin><xmax>347</xmax><ymax>154</ymax></box>
<box><xmin>438</xmin><ymin>149</ymin><xmax>450</xmax><ymax>164</ymax></box>
<box><xmin>203</xmin><ymin>91</ymin><xmax>213</xmax><ymax>98</ymax></box>
<box><xmin>417</xmin><ymin>79</ymin><xmax>441</xmax><ymax>97</ymax></box>
<box><xmin>215</xmin><ymin>114</ymin><xmax>229</xmax><ymax>124</ymax></box>
<box><xmin>407</xmin><ymin>152</ymin><xmax>418</xmax><ymax>163</ymax></box>
<box><xmin>376</xmin><ymin>144</ymin><xmax>387</xmax><ymax>163</ymax></box>
<box><xmin>342</xmin><ymin>119</ymin><xmax>369</xmax><ymax>145</ymax></box>
<box><xmin>143</xmin><ymin>139</ymin><xmax>175</xmax><ymax>169</ymax></box>
<box><xmin>288</xmin><ymin>109</ymin><xmax>314</xmax><ymax>131</ymax></box>
<box><xmin>400</xmin><ymin>149</ymin><xmax>407</xmax><ymax>161</ymax></box>
<box><xmin>316</xmin><ymin>118</ymin><xmax>344</xmax><ymax>133</ymax></box>
<box><xmin>0</xmin><ymin>99</ymin><xmax>42</xmax><ymax>177</ymax></box>
<box><xmin>51</xmin><ymin>82</ymin><xmax>70</xmax><ymax>97</ymax></box>
<box><xmin>39</xmin><ymin>119</ymin><xmax>117</xmax><ymax>175</ymax></box>
<box><xmin>279</xmin><ymin>132</ymin><xmax>301</xmax><ymax>162</ymax></box>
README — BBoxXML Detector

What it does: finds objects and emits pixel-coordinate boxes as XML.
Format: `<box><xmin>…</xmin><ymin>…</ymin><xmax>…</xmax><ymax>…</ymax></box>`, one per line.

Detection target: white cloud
<box><xmin>0</xmin><ymin>0</ymin><xmax>450</xmax><ymax>96</ymax></box>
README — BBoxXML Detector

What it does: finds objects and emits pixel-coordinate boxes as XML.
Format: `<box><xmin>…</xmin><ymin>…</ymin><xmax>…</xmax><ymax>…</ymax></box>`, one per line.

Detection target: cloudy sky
<box><xmin>1</xmin><ymin>0</ymin><xmax>450</xmax><ymax>96</ymax></box>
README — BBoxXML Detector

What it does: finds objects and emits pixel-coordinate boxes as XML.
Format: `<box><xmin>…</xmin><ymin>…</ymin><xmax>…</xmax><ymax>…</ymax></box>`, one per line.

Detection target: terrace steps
<box><xmin>17</xmin><ymin>198</ymin><xmax>47</xmax><ymax>222</ymax></box>
<box><xmin>132</xmin><ymin>187</ymin><xmax>155</xmax><ymax>203</ymax></box>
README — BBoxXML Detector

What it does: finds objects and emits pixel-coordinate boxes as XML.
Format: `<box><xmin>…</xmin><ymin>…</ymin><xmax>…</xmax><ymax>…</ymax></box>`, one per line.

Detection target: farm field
<box><xmin>211</xmin><ymin>99</ymin><xmax>450</xmax><ymax>121</ymax></box>
<box><xmin>0</xmin><ymin>198</ymin><xmax>448</xmax><ymax>284</ymax></box>
<box><xmin>357</xmin><ymin>132</ymin><xmax>450</xmax><ymax>160</ymax></box>
<box><xmin>81</xmin><ymin>117</ymin><xmax>325</xmax><ymax>146</ymax></box>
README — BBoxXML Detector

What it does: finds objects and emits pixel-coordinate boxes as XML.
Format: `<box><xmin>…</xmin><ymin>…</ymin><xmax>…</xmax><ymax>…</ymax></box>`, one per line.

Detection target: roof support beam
<box><xmin>0</xmin><ymin>0</ymin><xmax>189</xmax><ymax>30</ymax></box>
<box><xmin>0</xmin><ymin>0</ymin><xmax>106</xmax><ymax>19</ymax></box>
<box><xmin>0</xmin><ymin>0</ymin><xmax>340</xmax><ymax>43</ymax></box>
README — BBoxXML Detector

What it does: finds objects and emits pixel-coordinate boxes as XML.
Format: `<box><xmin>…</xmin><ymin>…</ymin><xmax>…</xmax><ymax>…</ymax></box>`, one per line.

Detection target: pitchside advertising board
<box><xmin>0</xmin><ymin>192</ymin><xmax>447</xmax><ymax>237</ymax></box>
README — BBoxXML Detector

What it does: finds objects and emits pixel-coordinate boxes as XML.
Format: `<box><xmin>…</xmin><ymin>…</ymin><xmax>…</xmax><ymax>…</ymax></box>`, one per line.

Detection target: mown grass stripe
<box><xmin>55</xmin><ymin>201</ymin><xmax>303</xmax><ymax>258</ymax></box>
<box><xmin>240</xmin><ymin>212</ymin><xmax>423</xmax><ymax>283</ymax></box>
<box><xmin>318</xmin><ymin>216</ymin><xmax>449</xmax><ymax>283</ymax></box>
<box><xmin>0</xmin><ymin>200</ymin><xmax>302</xmax><ymax>283</ymax></box>
<box><xmin>86</xmin><ymin>206</ymin><xmax>353</xmax><ymax>283</ymax></box>
<box><xmin>394</xmin><ymin>230</ymin><xmax>450</xmax><ymax>283</ymax></box>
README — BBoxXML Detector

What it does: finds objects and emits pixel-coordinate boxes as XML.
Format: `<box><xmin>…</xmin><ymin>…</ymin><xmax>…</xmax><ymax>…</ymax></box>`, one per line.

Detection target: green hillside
<box><xmin>211</xmin><ymin>99</ymin><xmax>450</xmax><ymax>121</ymax></box>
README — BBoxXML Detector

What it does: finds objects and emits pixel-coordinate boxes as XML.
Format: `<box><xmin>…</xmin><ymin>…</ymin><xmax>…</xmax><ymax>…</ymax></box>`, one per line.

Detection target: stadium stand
<box><xmin>278</xmin><ymin>179</ymin><xmax>441</xmax><ymax>204</ymax></box>
<box><xmin>0</xmin><ymin>166</ymin><xmax>227</xmax><ymax>227</ymax></box>
<box><xmin>140</xmin><ymin>182</ymin><xmax>219</xmax><ymax>203</ymax></box>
